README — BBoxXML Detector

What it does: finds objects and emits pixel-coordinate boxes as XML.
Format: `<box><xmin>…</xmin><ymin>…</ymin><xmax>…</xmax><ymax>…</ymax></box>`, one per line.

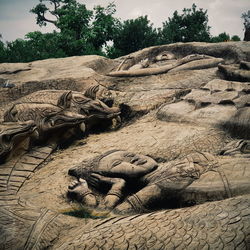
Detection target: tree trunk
<box><xmin>244</xmin><ymin>27</ymin><xmax>250</xmax><ymax>41</ymax></box>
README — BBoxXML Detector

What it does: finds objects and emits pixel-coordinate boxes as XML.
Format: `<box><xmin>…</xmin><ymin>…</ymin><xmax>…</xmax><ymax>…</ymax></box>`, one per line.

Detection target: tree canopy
<box><xmin>159</xmin><ymin>4</ymin><xmax>211</xmax><ymax>44</ymax></box>
<box><xmin>30</xmin><ymin>0</ymin><xmax>119</xmax><ymax>55</ymax></box>
<box><xmin>109</xmin><ymin>16</ymin><xmax>158</xmax><ymax>58</ymax></box>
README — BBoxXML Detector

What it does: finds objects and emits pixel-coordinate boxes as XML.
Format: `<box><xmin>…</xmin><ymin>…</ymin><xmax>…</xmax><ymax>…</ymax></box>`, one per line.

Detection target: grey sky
<box><xmin>0</xmin><ymin>0</ymin><xmax>249</xmax><ymax>42</ymax></box>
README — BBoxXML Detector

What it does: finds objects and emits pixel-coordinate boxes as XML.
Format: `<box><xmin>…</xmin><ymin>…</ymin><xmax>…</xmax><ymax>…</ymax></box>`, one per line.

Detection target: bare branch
<box><xmin>41</xmin><ymin>13</ymin><xmax>57</xmax><ymax>25</ymax></box>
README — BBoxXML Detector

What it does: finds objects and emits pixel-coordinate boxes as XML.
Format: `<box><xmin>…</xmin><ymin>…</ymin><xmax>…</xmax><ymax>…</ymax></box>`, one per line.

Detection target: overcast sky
<box><xmin>0</xmin><ymin>0</ymin><xmax>249</xmax><ymax>42</ymax></box>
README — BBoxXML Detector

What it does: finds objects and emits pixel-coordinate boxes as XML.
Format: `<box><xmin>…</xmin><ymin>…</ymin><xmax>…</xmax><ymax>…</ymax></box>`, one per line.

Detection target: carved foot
<box><xmin>68</xmin><ymin>178</ymin><xmax>97</xmax><ymax>207</ymax></box>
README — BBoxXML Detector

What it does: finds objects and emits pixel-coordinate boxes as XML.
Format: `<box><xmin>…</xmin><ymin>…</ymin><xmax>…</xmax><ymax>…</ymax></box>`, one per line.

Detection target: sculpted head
<box><xmin>0</xmin><ymin>121</ymin><xmax>37</xmax><ymax>163</ymax></box>
<box><xmin>69</xmin><ymin>150</ymin><xmax>158</xmax><ymax>180</ymax></box>
<box><xmin>57</xmin><ymin>86</ymin><xmax>120</xmax><ymax>121</ymax></box>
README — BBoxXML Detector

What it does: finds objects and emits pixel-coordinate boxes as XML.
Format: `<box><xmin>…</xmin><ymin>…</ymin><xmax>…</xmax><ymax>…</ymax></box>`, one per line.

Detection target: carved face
<box><xmin>39</xmin><ymin>110</ymin><xmax>86</xmax><ymax>133</ymax></box>
<box><xmin>57</xmin><ymin>86</ymin><xmax>120</xmax><ymax>121</ymax></box>
<box><xmin>95</xmin><ymin>151</ymin><xmax>158</xmax><ymax>179</ymax></box>
<box><xmin>72</xmin><ymin>93</ymin><xmax>120</xmax><ymax>119</ymax></box>
<box><xmin>4</xmin><ymin>103</ymin><xmax>86</xmax><ymax>140</ymax></box>
<box><xmin>0</xmin><ymin>121</ymin><xmax>37</xmax><ymax>163</ymax></box>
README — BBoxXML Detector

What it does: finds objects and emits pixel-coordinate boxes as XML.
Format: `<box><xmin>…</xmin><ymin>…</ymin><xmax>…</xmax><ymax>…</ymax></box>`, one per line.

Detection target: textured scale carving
<box><xmin>55</xmin><ymin>195</ymin><xmax>250</xmax><ymax>249</ymax></box>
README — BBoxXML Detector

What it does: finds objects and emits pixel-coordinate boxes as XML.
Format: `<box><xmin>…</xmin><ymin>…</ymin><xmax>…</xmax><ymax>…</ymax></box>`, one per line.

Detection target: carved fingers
<box><xmin>68</xmin><ymin>178</ymin><xmax>97</xmax><ymax>207</ymax></box>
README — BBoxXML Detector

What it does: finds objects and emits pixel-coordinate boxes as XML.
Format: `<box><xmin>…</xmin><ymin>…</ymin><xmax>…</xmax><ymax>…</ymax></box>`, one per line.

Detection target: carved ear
<box><xmin>84</xmin><ymin>85</ymin><xmax>99</xmax><ymax>100</ymax></box>
<box><xmin>57</xmin><ymin>91</ymin><xmax>72</xmax><ymax>109</ymax></box>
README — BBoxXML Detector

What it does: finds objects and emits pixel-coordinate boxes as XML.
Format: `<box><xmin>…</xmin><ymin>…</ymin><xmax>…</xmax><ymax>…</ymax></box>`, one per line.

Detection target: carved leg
<box><xmin>68</xmin><ymin>178</ymin><xmax>97</xmax><ymax>207</ymax></box>
<box><xmin>114</xmin><ymin>184</ymin><xmax>162</xmax><ymax>215</ymax></box>
<box><xmin>88</xmin><ymin>173</ymin><xmax>126</xmax><ymax>210</ymax></box>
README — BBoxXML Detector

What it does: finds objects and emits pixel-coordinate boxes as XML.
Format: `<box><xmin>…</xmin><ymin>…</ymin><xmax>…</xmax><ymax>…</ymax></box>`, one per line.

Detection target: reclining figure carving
<box><xmin>68</xmin><ymin>146</ymin><xmax>250</xmax><ymax>214</ymax></box>
<box><xmin>0</xmin><ymin>121</ymin><xmax>37</xmax><ymax>164</ymax></box>
<box><xmin>108</xmin><ymin>54</ymin><xmax>224</xmax><ymax>77</ymax></box>
<box><xmin>3</xmin><ymin>97</ymin><xmax>86</xmax><ymax>146</ymax></box>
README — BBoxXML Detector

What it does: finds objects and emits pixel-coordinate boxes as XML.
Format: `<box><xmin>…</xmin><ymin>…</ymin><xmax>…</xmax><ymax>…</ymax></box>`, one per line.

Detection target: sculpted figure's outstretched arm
<box><xmin>88</xmin><ymin>173</ymin><xmax>126</xmax><ymax>210</ymax></box>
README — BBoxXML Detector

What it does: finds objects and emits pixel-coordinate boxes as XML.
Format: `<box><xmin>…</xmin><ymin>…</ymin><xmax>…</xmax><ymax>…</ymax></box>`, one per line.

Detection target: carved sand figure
<box><xmin>0</xmin><ymin>121</ymin><xmax>37</xmax><ymax>163</ymax></box>
<box><xmin>68</xmin><ymin>146</ymin><xmax>250</xmax><ymax>214</ymax></box>
<box><xmin>0</xmin><ymin>85</ymin><xmax>121</xmax><ymax>130</ymax></box>
<box><xmin>3</xmin><ymin>100</ymin><xmax>86</xmax><ymax>145</ymax></box>
<box><xmin>57</xmin><ymin>85</ymin><xmax>121</xmax><ymax>129</ymax></box>
<box><xmin>108</xmin><ymin>54</ymin><xmax>224</xmax><ymax>77</ymax></box>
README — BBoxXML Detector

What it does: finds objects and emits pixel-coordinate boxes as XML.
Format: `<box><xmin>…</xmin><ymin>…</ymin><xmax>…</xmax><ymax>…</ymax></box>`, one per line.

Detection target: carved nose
<box><xmin>131</xmin><ymin>157</ymin><xmax>147</xmax><ymax>165</ymax></box>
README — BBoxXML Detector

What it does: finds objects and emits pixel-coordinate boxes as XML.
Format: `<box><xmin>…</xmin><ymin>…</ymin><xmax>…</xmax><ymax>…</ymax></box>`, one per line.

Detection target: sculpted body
<box><xmin>69</xmin><ymin>145</ymin><xmax>250</xmax><ymax>214</ymax></box>
<box><xmin>108</xmin><ymin>54</ymin><xmax>224</xmax><ymax>77</ymax></box>
<box><xmin>4</xmin><ymin>102</ymin><xmax>86</xmax><ymax>144</ymax></box>
<box><xmin>1</xmin><ymin>194</ymin><xmax>249</xmax><ymax>249</ymax></box>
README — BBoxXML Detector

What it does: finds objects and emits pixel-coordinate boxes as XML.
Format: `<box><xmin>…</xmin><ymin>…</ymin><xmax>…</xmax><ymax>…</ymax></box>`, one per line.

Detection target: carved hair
<box><xmin>68</xmin><ymin>149</ymin><xmax>123</xmax><ymax>178</ymax></box>
<box><xmin>84</xmin><ymin>85</ymin><xmax>99</xmax><ymax>100</ymax></box>
<box><xmin>3</xmin><ymin>105</ymin><xmax>17</xmax><ymax>122</ymax></box>
<box><xmin>57</xmin><ymin>91</ymin><xmax>72</xmax><ymax>109</ymax></box>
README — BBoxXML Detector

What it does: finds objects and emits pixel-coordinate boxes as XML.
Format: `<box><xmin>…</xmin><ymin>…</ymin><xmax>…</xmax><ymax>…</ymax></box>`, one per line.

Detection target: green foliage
<box><xmin>30</xmin><ymin>0</ymin><xmax>118</xmax><ymax>53</ymax></box>
<box><xmin>210</xmin><ymin>33</ymin><xmax>241</xmax><ymax>43</ymax></box>
<box><xmin>89</xmin><ymin>3</ymin><xmax>120</xmax><ymax>50</ymax></box>
<box><xmin>0</xmin><ymin>32</ymin><xmax>67</xmax><ymax>63</ymax></box>
<box><xmin>0</xmin><ymin>35</ymin><xmax>8</xmax><ymax>63</ymax></box>
<box><xmin>159</xmin><ymin>4</ymin><xmax>211</xmax><ymax>44</ymax></box>
<box><xmin>0</xmin><ymin>1</ymin><xmax>245</xmax><ymax>62</ymax></box>
<box><xmin>109</xmin><ymin>16</ymin><xmax>158</xmax><ymax>57</ymax></box>
<box><xmin>210</xmin><ymin>32</ymin><xmax>230</xmax><ymax>43</ymax></box>
<box><xmin>231</xmin><ymin>35</ymin><xmax>241</xmax><ymax>41</ymax></box>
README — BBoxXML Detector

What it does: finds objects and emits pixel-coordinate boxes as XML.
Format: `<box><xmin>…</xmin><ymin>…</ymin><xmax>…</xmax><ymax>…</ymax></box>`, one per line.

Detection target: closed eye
<box><xmin>124</xmin><ymin>153</ymin><xmax>135</xmax><ymax>158</ymax></box>
<box><xmin>112</xmin><ymin>160</ymin><xmax>122</xmax><ymax>167</ymax></box>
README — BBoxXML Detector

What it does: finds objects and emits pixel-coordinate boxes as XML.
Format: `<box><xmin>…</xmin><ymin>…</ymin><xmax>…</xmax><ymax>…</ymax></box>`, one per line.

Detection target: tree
<box><xmin>231</xmin><ymin>35</ymin><xmax>241</xmax><ymax>41</ymax></box>
<box><xmin>89</xmin><ymin>3</ymin><xmax>120</xmax><ymax>50</ymax></box>
<box><xmin>242</xmin><ymin>10</ymin><xmax>250</xmax><ymax>41</ymax></box>
<box><xmin>109</xmin><ymin>16</ymin><xmax>158</xmax><ymax>57</ymax></box>
<box><xmin>0</xmin><ymin>35</ymin><xmax>8</xmax><ymax>63</ymax></box>
<box><xmin>0</xmin><ymin>32</ymin><xmax>67</xmax><ymax>63</ymax></box>
<box><xmin>159</xmin><ymin>4</ymin><xmax>211</xmax><ymax>44</ymax></box>
<box><xmin>25</xmin><ymin>31</ymin><xmax>67</xmax><ymax>59</ymax></box>
<box><xmin>210</xmin><ymin>32</ymin><xmax>230</xmax><ymax>43</ymax></box>
<box><xmin>30</xmin><ymin>0</ymin><xmax>119</xmax><ymax>54</ymax></box>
